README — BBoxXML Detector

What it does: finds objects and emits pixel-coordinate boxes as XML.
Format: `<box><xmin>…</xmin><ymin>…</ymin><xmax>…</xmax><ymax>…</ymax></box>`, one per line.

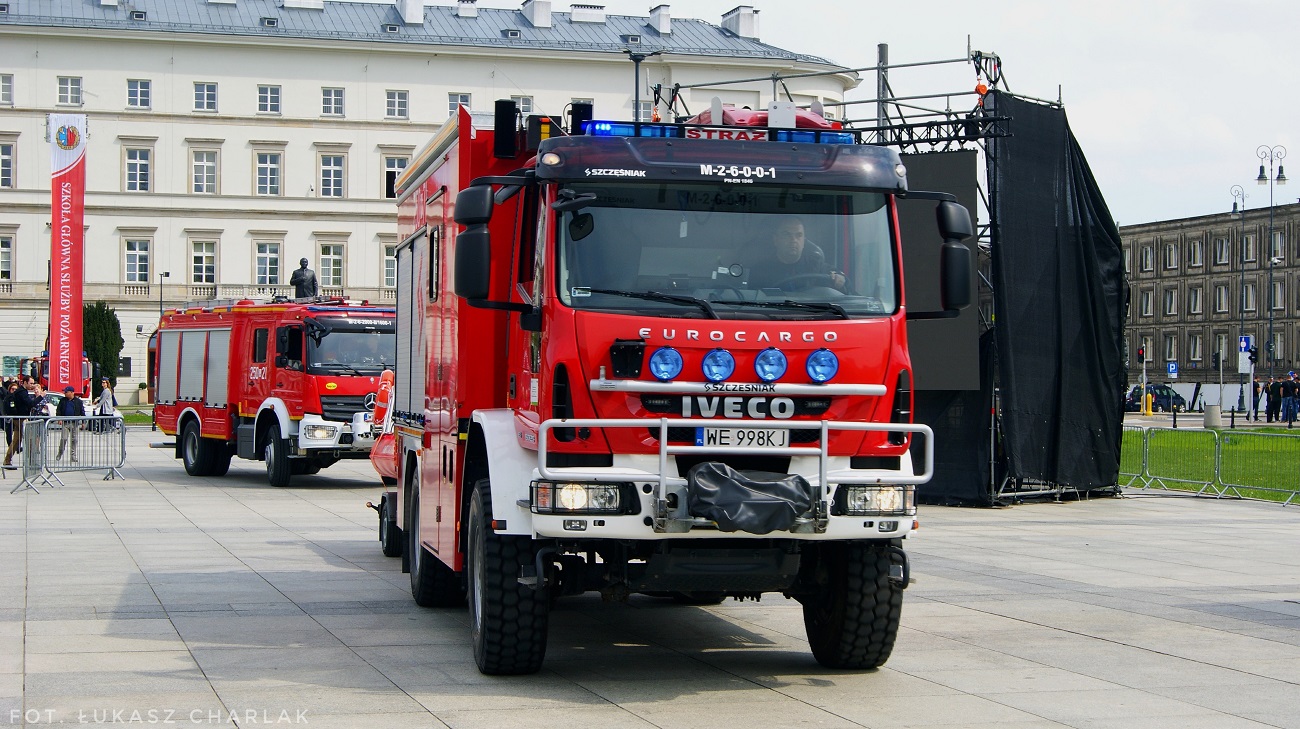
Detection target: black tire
<box><xmin>181</xmin><ymin>420</ymin><xmax>215</xmax><ymax>476</ymax></box>
<box><xmin>263</xmin><ymin>422</ymin><xmax>292</xmax><ymax>488</ymax></box>
<box><xmin>408</xmin><ymin>471</ymin><xmax>464</xmax><ymax>607</ymax></box>
<box><xmin>380</xmin><ymin>493</ymin><xmax>404</xmax><ymax>558</ymax></box>
<box><xmin>801</xmin><ymin>542</ymin><xmax>903</xmax><ymax>670</ymax></box>
<box><xmin>210</xmin><ymin>448</ymin><xmax>232</xmax><ymax>477</ymax></box>
<box><xmin>467</xmin><ymin>478</ymin><xmax>549</xmax><ymax>675</ymax></box>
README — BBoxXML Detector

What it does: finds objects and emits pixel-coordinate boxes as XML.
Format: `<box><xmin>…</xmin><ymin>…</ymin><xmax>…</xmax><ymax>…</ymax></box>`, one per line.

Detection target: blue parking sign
<box><xmin>1167</xmin><ymin>362</ymin><xmax>1178</xmax><ymax>377</ymax></box>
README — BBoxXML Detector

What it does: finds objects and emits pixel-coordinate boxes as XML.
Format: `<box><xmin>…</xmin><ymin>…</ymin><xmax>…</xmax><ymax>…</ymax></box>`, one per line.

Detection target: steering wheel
<box><xmin>772</xmin><ymin>273</ymin><xmax>840</xmax><ymax>291</ymax></box>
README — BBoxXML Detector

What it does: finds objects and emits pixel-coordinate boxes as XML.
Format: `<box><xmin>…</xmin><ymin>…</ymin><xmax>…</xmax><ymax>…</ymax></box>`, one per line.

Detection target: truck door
<box><xmin>246</xmin><ymin>326</ymin><xmax>272</xmax><ymax>413</ymax></box>
<box><xmin>274</xmin><ymin>325</ymin><xmax>305</xmax><ymax>421</ymax></box>
<box><xmin>506</xmin><ymin>186</ymin><xmax>544</xmax><ymax>442</ymax></box>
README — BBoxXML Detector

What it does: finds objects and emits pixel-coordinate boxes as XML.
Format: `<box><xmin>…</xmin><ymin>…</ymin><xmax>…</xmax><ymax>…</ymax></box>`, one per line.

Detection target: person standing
<box><xmin>54</xmin><ymin>386</ymin><xmax>85</xmax><ymax>462</ymax></box>
<box><xmin>93</xmin><ymin>377</ymin><xmax>116</xmax><ymax>432</ymax></box>
<box><xmin>1267</xmin><ymin>377</ymin><xmax>1282</xmax><ymax>423</ymax></box>
<box><xmin>289</xmin><ymin>257</ymin><xmax>320</xmax><ymax>299</ymax></box>
<box><xmin>3</xmin><ymin>379</ymin><xmax>33</xmax><ymax>466</ymax></box>
<box><xmin>1252</xmin><ymin>376</ymin><xmax>1262</xmax><ymax>421</ymax></box>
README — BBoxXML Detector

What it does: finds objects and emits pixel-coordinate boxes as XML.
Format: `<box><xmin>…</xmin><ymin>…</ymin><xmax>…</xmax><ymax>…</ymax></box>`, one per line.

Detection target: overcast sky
<box><xmin>400</xmin><ymin>1</ymin><xmax>1300</xmax><ymax>226</ymax></box>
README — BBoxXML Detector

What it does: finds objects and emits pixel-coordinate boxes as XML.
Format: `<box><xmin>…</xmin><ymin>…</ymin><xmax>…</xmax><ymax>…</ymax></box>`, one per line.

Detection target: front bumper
<box><xmin>294</xmin><ymin>412</ymin><xmax>376</xmax><ymax>454</ymax></box>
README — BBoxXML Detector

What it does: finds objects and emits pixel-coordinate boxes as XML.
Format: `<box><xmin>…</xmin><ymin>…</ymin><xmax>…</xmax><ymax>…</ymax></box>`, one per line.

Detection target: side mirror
<box><xmin>275</xmin><ymin>355</ymin><xmax>288</xmax><ymax>368</ymax></box>
<box><xmin>275</xmin><ymin>330</ymin><xmax>288</xmax><ymax>354</ymax></box>
<box><xmin>453</xmin><ymin>186</ymin><xmax>495</xmax><ymax>226</ymax></box>
<box><xmin>936</xmin><ymin>201</ymin><xmax>974</xmax><ymax>311</ymax></box>
<box><xmin>455</xmin><ymin>227</ymin><xmax>492</xmax><ymax>300</ymax></box>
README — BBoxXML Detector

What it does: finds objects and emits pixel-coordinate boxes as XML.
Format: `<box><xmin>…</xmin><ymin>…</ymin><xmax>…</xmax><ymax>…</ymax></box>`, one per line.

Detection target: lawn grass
<box><xmin>1122</xmin><ymin>426</ymin><xmax>1300</xmax><ymax>504</ymax></box>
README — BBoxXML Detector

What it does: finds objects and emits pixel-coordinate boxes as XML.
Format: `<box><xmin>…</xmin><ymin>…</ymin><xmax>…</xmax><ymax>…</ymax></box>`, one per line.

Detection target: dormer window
<box><xmin>130</xmin><ymin>10</ymin><xmax>146</xmax><ymax>21</ymax></box>
<box><xmin>503</xmin><ymin>29</ymin><xmax>522</xmax><ymax>39</ymax></box>
<box><xmin>261</xmin><ymin>17</ymin><xmax>279</xmax><ymax>28</ymax></box>
<box><xmin>384</xmin><ymin>24</ymin><xmax>400</xmax><ymax>33</ymax></box>
<box><xmin>621</xmin><ymin>34</ymin><xmax>641</xmax><ymax>44</ymax></box>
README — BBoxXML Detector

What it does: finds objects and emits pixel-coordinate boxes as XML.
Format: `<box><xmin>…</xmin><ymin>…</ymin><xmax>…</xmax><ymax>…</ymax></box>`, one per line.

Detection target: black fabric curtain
<box><xmin>990</xmin><ymin>91</ymin><xmax>1127</xmax><ymax>488</ymax></box>
<box><xmin>915</xmin><ymin>330</ymin><xmax>998</xmax><ymax>505</ymax></box>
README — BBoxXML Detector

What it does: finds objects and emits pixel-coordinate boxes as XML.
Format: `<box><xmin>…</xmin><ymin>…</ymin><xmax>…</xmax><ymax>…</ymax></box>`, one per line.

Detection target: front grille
<box><xmin>640</xmin><ymin>394</ymin><xmax>832</xmax><ymax>417</ymax></box>
<box><xmin>319</xmin><ymin>395</ymin><xmax>368</xmax><ymax>423</ymax></box>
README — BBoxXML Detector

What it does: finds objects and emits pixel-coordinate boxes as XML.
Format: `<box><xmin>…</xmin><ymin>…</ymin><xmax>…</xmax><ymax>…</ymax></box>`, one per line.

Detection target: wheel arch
<box><xmin>469</xmin><ymin>410</ymin><xmax>535</xmax><ymax>537</ymax></box>
<box><xmin>173</xmin><ymin>407</ymin><xmax>204</xmax><ymax>459</ymax></box>
<box><xmin>254</xmin><ymin>398</ymin><xmax>292</xmax><ymax>455</ymax></box>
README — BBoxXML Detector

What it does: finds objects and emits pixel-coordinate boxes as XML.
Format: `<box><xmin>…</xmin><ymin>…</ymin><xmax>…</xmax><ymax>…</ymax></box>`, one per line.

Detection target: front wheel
<box><xmin>801</xmin><ymin>542</ymin><xmax>903</xmax><ymax>670</ymax></box>
<box><xmin>263</xmin><ymin>422</ymin><xmax>292</xmax><ymax>488</ymax></box>
<box><xmin>467</xmin><ymin>478</ymin><xmax>549</xmax><ymax>675</ymax></box>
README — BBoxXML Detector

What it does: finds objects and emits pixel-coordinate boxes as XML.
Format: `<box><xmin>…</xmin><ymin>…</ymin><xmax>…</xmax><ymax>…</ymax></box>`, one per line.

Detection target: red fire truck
<box><xmin>18</xmin><ymin>354</ymin><xmax>94</xmax><ymax>398</ymax></box>
<box><xmin>154</xmin><ymin>297</ymin><xmax>395</xmax><ymax>486</ymax></box>
<box><xmin>379</xmin><ymin>102</ymin><xmax>972</xmax><ymax>674</ymax></box>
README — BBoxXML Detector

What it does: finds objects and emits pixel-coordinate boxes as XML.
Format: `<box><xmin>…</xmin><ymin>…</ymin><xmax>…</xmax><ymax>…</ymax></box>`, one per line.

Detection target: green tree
<box><xmin>83</xmin><ymin>301</ymin><xmax>124</xmax><ymax>399</ymax></box>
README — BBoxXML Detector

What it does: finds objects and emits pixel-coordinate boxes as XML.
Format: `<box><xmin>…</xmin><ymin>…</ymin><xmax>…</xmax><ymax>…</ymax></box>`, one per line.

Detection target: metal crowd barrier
<box><xmin>8</xmin><ymin>415</ymin><xmax>126</xmax><ymax>494</ymax></box>
<box><xmin>1124</xmin><ymin>426</ymin><xmax>1300</xmax><ymax>505</ymax></box>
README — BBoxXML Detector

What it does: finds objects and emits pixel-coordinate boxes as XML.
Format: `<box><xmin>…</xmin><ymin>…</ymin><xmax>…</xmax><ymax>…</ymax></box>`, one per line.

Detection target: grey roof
<box><xmin>0</xmin><ymin>1</ymin><xmax>841</xmax><ymax>66</ymax></box>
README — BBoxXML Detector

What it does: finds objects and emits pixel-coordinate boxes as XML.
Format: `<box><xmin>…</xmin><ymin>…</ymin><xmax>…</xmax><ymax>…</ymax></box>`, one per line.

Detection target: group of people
<box><xmin>2</xmin><ymin>375</ymin><xmax>117</xmax><ymax>467</ymax></box>
<box><xmin>1253</xmin><ymin>373</ymin><xmax>1300</xmax><ymax>426</ymax></box>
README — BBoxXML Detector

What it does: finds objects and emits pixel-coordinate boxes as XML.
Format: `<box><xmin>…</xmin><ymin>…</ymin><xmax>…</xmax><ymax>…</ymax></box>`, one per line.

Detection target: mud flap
<box><xmin>686</xmin><ymin>461</ymin><xmax>814</xmax><ymax>534</ymax></box>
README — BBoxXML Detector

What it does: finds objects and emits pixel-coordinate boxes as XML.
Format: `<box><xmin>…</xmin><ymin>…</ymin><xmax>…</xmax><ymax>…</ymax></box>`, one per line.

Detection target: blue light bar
<box><xmin>772</xmin><ymin>129</ymin><xmax>856</xmax><ymax>145</ymax></box>
<box><xmin>583</xmin><ymin>121</ymin><xmax>855</xmax><ymax>145</ymax></box>
<box><xmin>585</xmin><ymin>121</ymin><xmax>680</xmax><ymax>138</ymax></box>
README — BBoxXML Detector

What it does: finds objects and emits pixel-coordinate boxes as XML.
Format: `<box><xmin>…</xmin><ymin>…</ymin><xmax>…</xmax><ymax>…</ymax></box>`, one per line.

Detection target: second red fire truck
<box><xmin>154</xmin><ymin>297</ymin><xmax>395</xmax><ymax>487</ymax></box>
<box><xmin>378</xmin><ymin>101</ymin><xmax>973</xmax><ymax>674</ymax></box>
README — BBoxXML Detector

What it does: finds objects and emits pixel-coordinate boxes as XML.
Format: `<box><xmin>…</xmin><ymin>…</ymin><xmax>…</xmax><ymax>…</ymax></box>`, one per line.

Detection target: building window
<box><xmin>255</xmin><ymin>242</ymin><xmax>280</xmax><ymax>285</ymax></box>
<box><xmin>1214</xmin><ymin>237</ymin><xmax>1229</xmax><ymax>265</ymax></box>
<box><xmin>319</xmin><ymin>244</ymin><xmax>343</xmax><ymax>287</ymax></box>
<box><xmin>124</xmin><ymin>239</ymin><xmax>150</xmax><ymax>283</ymax></box>
<box><xmin>448</xmin><ymin>92</ymin><xmax>470</xmax><ymax>116</ymax></box>
<box><xmin>258</xmin><ymin>85</ymin><xmax>281</xmax><ymax>114</ymax></box>
<box><xmin>511</xmin><ymin>95</ymin><xmax>533</xmax><ymax>114</ymax></box>
<box><xmin>1243</xmin><ymin>235</ymin><xmax>1256</xmax><ymax>262</ymax></box>
<box><xmin>319</xmin><ymin>154</ymin><xmax>345</xmax><ymax>197</ymax></box>
<box><xmin>126</xmin><ymin>79</ymin><xmax>151</xmax><ymax>109</ymax></box>
<box><xmin>191</xmin><ymin>240</ymin><xmax>216</xmax><ymax>284</ymax></box>
<box><xmin>1189</xmin><ymin>334</ymin><xmax>1202</xmax><ymax>362</ymax></box>
<box><xmin>1164</xmin><ymin>334</ymin><xmax>1176</xmax><ymax>361</ymax></box>
<box><xmin>386</xmin><ymin>90</ymin><xmax>408</xmax><ymax>119</ymax></box>
<box><xmin>0</xmin><ymin>142</ymin><xmax>12</xmax><ymax>189</ymax></box>
<box><xmin>125</xmin><ymin>148</ymin><xmax>151</xmax><ymax>192</ymax></box>
<box><xmin>1163</xmin><ymin>288</ymin><xmax>1177</xmax><ymax>316</ymax></box>
<box><xmin>1188</xmin><ymin>239</ymin><xmax>1203</xmax><ymax>267</ymax></box>
<box><xmin>1164</xmin><ymin>241</ymin><xmax>1178</xmax><ymax>269</ymax></box>
<box><xmin>636</xmin><ymin>100</ymin><xmax>653</xmax><ymax>120</ymax></box>
<box><xmin>194</xmin><ymin>82</ymin><xmax>217</xmax><ymax>112</ymax></box>
<box><xmin>58</xmin><ymin>76</ymin><xmax>82</xmax><ymax>105</ymax></box>
<box><xmin>1273</xmin><ymin>279</ymin><xmax>1285</xmax><ymax>310</ymax></box>
<box><xmin>1139</xmin><ymin>246</ymin><xmax>1153</xmax><ymax>272</ymax></box>
<box><xmin>256</xmin><ymin>152</ymin><xmax>281</xmax><ymax>196</ymax></box>
<box><xmin>0</xmin><ymin>74</ymin><xmax>11</xmax><ymax>105</ymax></box>
<box><xmin>1271</xmin><ymin>230</ymin><xmax>1286</xmax><ymax>260</ymax></box>
<box><xmin>1139</xmin><ymin>290</ymin><xmax>1153</xmax><ymax>317</ymax></box>
<box><xmin>1214</xmin><ymin>284</ymin><xmax>1229</xmax><ymax>313</ymax></box>
<box><xmin>1123</xmin><ymin>247</ymin><xmax>1131</xmax><ymax>275</ymax></box>
<box><xmin>0</xmin><ymin>235</ymin><xmax>11</xmax><ymax>280</ymax></box>
<box><xmin>384</xmin><ymin>245</ymin><xmax>397</xmax><ymax>288</ymax></box>
<box><xmin>383</xmin><ymin>156</ymin><xmax>408</xmax><ymax>199</ymax></box>
<box><xmin>322</xmin><ymin>87</ymin><xmax>344</xmax><ymax>116</ymax></box>
<box><xmin>1275</xmin><ymin>333</ymin><xmax>1286</xmax><ymax>364</ymax></box>
<box><xmin>192</xmin><ymin>150</ymin><xmax>217</xmax><ymax>194</ymax></box>
<box><xmin>1243</xmin><ymin>282</ymin><xmax>1257</xmax><ymax>312</ymax></box>
<box><xmin>1188</xmin><ymin>286</ymin><xmax>1202</xmax><ymax>315</ymax></box>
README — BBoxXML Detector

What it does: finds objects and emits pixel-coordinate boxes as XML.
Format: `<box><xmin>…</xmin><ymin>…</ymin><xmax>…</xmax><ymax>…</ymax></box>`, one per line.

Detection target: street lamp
<box><xmin>1231</xmin><ymin>184</ymin><xmax>1247</xmax><ymax>411</ymax></box>
<box><xmin>624</xmin><ymin>48</ymin><xmax>664</xmax><ymax>122</ymax></box>
<box><xmin>157</xmin><ymin>271</ymin><xmax>170</xmax><ymax>321</ymax></box>
<box><xmin>1257</xmin><ymin>144</ymin><xmax>1287</xmax><ymax>378</ymax></box>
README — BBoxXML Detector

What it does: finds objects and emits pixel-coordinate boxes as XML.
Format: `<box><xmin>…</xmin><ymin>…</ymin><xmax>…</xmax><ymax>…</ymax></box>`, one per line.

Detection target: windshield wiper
<box><xmin>313</xmin><ymin>363</ymin><xmax>364</xmax><ymax>375</ymax></box>
<box><xmin>718</xmin><ymin>299</ymin><xmax>850</xmax><ymax>319</ymax></box>
<box><xmin>574</xmin><ymin>288</ymin><xmax>719</xmax><ymax>319</ymax></box>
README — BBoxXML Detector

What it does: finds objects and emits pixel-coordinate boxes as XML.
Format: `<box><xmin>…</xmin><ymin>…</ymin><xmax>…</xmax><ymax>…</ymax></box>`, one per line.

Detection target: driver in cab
<box><xmin>745</xmin><ymin>217</ymin><xmax>846</xmax><ymax>291</ymax></box>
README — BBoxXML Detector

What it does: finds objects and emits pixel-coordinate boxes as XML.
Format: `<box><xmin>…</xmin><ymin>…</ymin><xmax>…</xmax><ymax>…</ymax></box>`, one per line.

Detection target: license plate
<box><xmin>695</xmin><ymin>426</ymin><xmax>790</xmax><ymax>449</ymax></box>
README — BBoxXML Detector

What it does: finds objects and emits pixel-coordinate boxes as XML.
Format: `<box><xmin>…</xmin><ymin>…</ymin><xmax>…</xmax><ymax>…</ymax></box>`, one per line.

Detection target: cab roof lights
<box><xmin>582</xmin><ymin>120</ymin><xmax>859</xmax><ymax>146</ymax></box>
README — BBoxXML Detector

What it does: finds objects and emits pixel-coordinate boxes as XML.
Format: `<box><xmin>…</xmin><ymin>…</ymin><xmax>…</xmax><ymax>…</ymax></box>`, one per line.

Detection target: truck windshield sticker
<box><xmin>584</xmin><ymin>168</ymin><xmax>647</xmax><ymax>178</ymax></box>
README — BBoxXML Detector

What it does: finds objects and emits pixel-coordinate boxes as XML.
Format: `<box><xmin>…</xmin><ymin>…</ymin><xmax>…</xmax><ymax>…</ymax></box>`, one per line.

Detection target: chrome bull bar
<box><xmin>537</xmin><ymin>418</ymin><xmax>933</xmax><ymax>533</ymax></box>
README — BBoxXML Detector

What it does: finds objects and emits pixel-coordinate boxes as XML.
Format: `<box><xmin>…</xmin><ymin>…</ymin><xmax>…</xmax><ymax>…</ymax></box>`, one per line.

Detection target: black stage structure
<box><xmin>649</xmin><ymin>45</ymin><xmax>1127</xmax><ymax>505</ymax></box>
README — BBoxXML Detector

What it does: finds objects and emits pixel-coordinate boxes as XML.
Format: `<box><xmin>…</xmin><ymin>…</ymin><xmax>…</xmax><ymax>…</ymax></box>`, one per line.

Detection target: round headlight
<box><xmin>557</xmin><ymin>484</ymin><xmax>588</xmax><ymax>510</ymax></box>
<box><xmin>648</xmin><ymin>347</ymin><xmax>683</xmax><ymax>381</ymax></box>
<box><xmin>754</xmin><ymin>348</ymin><xmax>788</xmax><ymax>382</ymax></box>
<box><xmin>540</xmin><ymin>152</ymin><xmax>563</xmax><ymax>166</ymax></box>
<box><xmin>701</xmin><ymin>349</ymin><xmax>735</xmax><ymax>382</ymax></box>
<box><xmin>806</xmin><ymin>348</ymin><xmax>839</xmax><ymax>383</ymax></box>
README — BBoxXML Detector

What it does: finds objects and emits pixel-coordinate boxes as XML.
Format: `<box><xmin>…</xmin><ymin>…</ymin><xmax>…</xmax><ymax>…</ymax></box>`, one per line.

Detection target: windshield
<box><xmin>555</xmin><ymin>183</ymin><xmax>896</xmax><ymax>319</ymax></box>
<box><xmin>307</xmin><ymin>329</ymin><xmax>396</xmax><ymax>375</ymax></box>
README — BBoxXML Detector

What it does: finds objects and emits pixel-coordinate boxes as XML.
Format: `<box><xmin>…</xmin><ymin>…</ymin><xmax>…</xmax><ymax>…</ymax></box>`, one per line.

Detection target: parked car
<box><xmin>1125</xmin><ymin>384</ymin><xmax>1187</xmax><ymax>413</ymax></box>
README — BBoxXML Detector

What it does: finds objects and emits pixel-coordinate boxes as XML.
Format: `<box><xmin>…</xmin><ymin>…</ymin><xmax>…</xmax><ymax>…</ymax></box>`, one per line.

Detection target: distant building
<box><xmin>1120</xmin><ymin>201</ymin><xmax>1300</xmax><ymax>387</ymax></box>
<box><xmin>0</xmin><ymin>0</ymin><xmax>857</xmax><ymax>396</ymax></box>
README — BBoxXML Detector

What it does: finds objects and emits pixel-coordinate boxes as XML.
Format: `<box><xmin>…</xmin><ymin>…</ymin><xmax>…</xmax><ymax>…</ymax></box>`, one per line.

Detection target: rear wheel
<box><xmin>467</xmin><ymin>478</ymin><xmax>549</xmax><ymax>675</ymax></box>
<box><xmin>210</xmin><ymin>448</ymin><xmax>232</xmax><ymax>477</ymax></box>
<box><xmin>801</xmin><ymin>542</ymin><xmax>903</xmax><ymax>670</ymax></box>
<box><xmin>408</xmin><ymin>471</ymin><xmax>464</xmax><ymax>607</ymax></box>
<box><xmin>379</xmin><ymin>493</ymin><xmax>404</xmax><ymax>558</ymax></box>
<box><xmin>181</xmin><ymin>420</ymin><xmax>215</xmax><ymax>476</ymax></box>
<box><xmin>263</xmin><ymin>422</ymin><xmax>291</xmax><ymax>488</ymax></box>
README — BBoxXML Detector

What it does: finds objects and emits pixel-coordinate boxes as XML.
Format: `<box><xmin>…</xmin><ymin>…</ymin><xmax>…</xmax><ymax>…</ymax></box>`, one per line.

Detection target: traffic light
<box><xmin>1136</xmin><ymin>346</ymin><xmax>1146</xmax><ymax>363</ymax></box>
<box><xmin>1212</xmin><ymin>351</ymin><xmax>1221</xmax><ymax>369</ymax></box>
<box><xmin>1249</xmin><ymin>346</ymin><xmax>1259</xmax><ymax>364</ymax></box>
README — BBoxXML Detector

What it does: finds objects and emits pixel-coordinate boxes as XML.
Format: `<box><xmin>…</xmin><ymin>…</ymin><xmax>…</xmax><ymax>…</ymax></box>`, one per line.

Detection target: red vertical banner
<box><xmin>49</xmin><ymin>114</ymin><xmax>87</xmax><ymax>395</ymax></box>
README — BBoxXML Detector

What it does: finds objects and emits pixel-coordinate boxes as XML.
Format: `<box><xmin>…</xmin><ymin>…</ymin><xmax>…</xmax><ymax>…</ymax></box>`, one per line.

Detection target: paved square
<box><xmin>3</xmin><ymin>429</ymin><xmax>1299</xmax><ymax>728</ymax></box>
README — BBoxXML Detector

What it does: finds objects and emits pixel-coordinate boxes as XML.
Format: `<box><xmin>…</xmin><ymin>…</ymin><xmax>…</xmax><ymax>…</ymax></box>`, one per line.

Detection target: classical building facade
<box><xmin>0</xmin><ymin>0</ymin><xmax>857</xmax><ymax>398</ymax></box>
<box><xmin>1121</xmin><ymin>201</ymin><xmax>1300</xmax><ymax>387</ymax></box>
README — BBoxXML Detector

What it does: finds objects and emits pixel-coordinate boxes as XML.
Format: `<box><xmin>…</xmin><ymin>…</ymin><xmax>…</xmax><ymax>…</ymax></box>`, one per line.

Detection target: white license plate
<box><xmin>695</xmin><ymin>427</ymin><xmax>790</xmax><ymax>449</ymax></box>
